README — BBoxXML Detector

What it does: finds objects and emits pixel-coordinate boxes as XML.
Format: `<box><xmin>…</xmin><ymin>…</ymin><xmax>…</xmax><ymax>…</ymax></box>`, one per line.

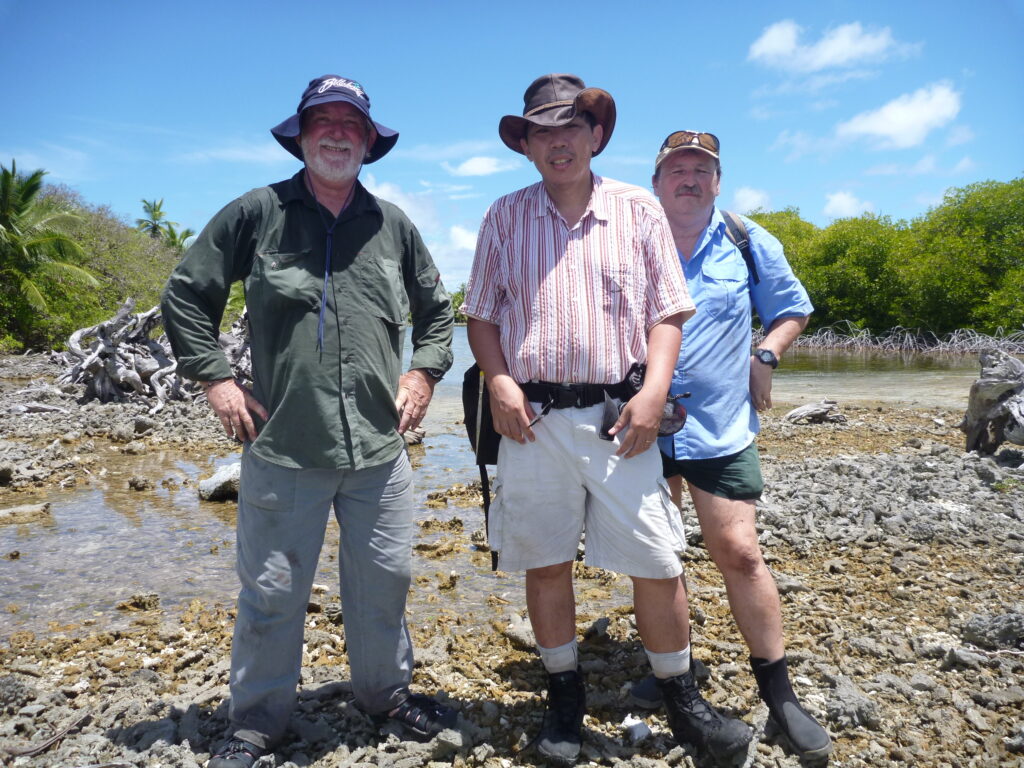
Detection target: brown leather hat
<box><xmin>498</xmin><ymin>74</ymin><xmax>616</xmax><ymax>156</ymax></box>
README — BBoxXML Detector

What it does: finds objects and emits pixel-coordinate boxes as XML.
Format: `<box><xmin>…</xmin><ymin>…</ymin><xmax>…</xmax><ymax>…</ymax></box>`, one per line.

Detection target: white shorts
<box><xmin>489</xmin><ymin>402</ymin><xmax>686</xmax><ymax>579</ymax></box>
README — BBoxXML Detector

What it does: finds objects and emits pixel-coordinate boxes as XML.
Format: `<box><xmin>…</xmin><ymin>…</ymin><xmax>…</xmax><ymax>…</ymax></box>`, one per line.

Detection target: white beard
<box><xmin>301</xmin><ymin>136</ymin><xmax>365</xmax><ymax>185</ymax></box>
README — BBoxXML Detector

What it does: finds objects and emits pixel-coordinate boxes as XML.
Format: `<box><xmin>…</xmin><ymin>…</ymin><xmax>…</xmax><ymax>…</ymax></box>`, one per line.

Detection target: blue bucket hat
<box><xmin>271</xmin><ymin>75</ymin><xmax>399</xmax><ymax>164</ymax></box>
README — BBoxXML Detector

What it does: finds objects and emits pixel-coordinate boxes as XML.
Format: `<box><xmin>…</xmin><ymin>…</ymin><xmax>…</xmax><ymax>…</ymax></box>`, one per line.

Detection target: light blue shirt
<box><xmin>659</xmin><ymin>208</ymin><xmax>813</xmax><ymax>461</ymax></box>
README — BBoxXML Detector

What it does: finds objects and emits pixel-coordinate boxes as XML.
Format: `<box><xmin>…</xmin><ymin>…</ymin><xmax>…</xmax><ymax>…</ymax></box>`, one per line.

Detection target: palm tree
<box><xmin>136</xmin><ymin>198</ymin><xmax>176</xmax><ymax>239</ymax></box>
<box><xmin>163</xmin><ymin>222</ymin><xmax>196</xmax><ymax>252</ymax></box>
<box><xmin>0</xmin><ymin>160</ymin><xmax>99</xmax><ymax>327</ymax></box>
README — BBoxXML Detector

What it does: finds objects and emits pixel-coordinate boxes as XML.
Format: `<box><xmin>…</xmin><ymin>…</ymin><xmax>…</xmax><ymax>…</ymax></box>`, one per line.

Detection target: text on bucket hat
<box><xmin>270</xmin><ymin>75</ymin><xmax>399</xmax><ymax>164</ymax></box>
<box><xmin>654</xmin><ymin>130</ymin><xmax>720</xmax><ymax>171</ymax></box>
<box><xmin>498</xmin><ymin>74</ymin><xmax>616</xmax><ymax>156</ymax></box>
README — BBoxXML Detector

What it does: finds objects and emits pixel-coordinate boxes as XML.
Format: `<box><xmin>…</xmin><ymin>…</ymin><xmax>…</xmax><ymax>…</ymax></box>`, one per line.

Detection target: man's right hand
<box><xmin>487</xmin><ymin>373</ymin><xmax>536</xmax><ymax>444</ymax></box>
<box><xmin>204</xmin><ymin>379</ymin><xmax>269</xmax><ymax>443</ymax></box>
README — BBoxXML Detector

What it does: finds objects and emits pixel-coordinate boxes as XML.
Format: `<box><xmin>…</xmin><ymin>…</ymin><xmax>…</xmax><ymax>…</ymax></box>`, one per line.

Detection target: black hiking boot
<box><xmin>658</xmin><ymin>670</ymin><xmax>752</xmax><ymax>766</ymax></box>
<box><xmin>533</xmin><ymin>668</ymin><xmax>586</xmax><ymax>765</ymax></box>
<box><xmin>207</xmin><ymin>737</ymin><xmax>267</xmax><ymax>768</ymax></box>
<box><xmin>751</xmin><ymin>656</ymin><xmax>832</xmax><ymax>763</ymax></box>
<box><xmin>372</xmin><ymin>693</ymin><xmax>458</xmax><ymax>742</ymax></box>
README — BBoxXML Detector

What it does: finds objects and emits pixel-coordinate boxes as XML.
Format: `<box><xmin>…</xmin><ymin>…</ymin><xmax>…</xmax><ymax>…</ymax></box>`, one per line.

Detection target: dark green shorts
<box><xmin>660</xmin><ymin>442</ymin><xmax>764</xmax><ymax>501</ymax></box>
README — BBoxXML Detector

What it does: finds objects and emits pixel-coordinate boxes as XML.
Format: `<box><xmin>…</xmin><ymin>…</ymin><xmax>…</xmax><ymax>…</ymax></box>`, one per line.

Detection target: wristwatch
<box><xmin>753</xmin><ymin>349</ymin><xmax>779</xmax><ymax>369</ymax></box>
<box><xmin>423</xmin><ymin>368</ymin><xmax>445</xmax><ymax>381</ymax></box>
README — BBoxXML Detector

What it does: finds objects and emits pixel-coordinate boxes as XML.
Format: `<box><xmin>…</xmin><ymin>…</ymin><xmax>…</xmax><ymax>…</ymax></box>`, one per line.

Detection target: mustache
<box><xmin>674</xmin><ymin>184</ymin><xmax>700</xmax><ymax>196</ymax></box>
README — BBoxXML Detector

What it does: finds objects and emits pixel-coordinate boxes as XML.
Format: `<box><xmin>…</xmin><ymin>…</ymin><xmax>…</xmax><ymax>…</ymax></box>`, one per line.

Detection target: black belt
<box><xmin>520</xmin><ymin>379</ymin><xmax>634</xmax><ymax>409</ymax></box>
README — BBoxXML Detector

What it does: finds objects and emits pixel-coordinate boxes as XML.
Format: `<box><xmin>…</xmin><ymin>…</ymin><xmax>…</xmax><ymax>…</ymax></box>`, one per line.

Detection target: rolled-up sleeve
<box><xmin>746</xmin><ymin>218</ymin><xmax>813</xmax><ymax>328</ymax></box>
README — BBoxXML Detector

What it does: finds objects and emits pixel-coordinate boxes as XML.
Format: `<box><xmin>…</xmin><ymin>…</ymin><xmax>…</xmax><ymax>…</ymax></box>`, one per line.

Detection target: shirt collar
<box><xmin>278</xmin><ymin>170</ymin><xmax>381</xmax><ymax>220</ymax></box>
<box><xmin>529</xmin><ymin>173</ymin><xmax>609</xmax><ymax>224</ymax></box>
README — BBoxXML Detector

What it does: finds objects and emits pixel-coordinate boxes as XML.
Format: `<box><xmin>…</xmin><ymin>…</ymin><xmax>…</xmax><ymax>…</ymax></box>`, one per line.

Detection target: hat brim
<box><xmin>270</xmin><ymin>93</ymin><xmax>398</xmax><ymax>164</ymax></box>
<box><xmin>654</xmin><ymin>144</ymin><xmax>719</xmax><ymax>171</ymax></box>
<box><xmin>498</xmin><ymin>87</ymin><xmax>616</xmax><ymax>156</ymax></box>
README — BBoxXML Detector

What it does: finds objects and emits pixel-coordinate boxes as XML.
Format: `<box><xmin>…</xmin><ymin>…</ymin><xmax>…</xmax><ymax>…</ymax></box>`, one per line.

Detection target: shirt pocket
<box><xmin>600</xmin><ymin>264</ymin><xmax>637</xmax><ymax>314</ymax></box>
<box><xmin>698</xmin><ymin>258</ymin><xmax>748</xmax><ymax>320</ymax></box>
<box><xmin>358</xmin><ymin>255</ymin><xmax>409</xmax><ymax>326</ymax></box>
<box><xmin>252</xmin><ymin>249</ymin><xmax>319</xmax><ymax>310</ymax></box>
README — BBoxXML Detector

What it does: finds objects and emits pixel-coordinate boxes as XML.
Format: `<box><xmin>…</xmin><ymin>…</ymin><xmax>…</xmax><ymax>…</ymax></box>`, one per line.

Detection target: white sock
<box><xmin>538</xmin><ymin>639</ymin><xmax>578</xmax><ymax>674</ymax></box>
<box><xmin>645</xmin><ymin>644</ymin><xmax>691</xmax><ymax>679</ymax></box>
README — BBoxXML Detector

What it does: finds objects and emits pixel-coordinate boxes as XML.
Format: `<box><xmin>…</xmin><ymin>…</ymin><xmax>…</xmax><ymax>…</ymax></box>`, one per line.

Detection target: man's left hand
<box><xmin>607</xmin><ymin>388</ymin><xmax>662</xmax><ymax>458</ymax></box>
<box><xmin>749</xmin><ymin>355</ymin><xmax>773</xmax><ymax>411</ymax></box>
<box><xmin>396</xmin><ymin>369</ymin><xmax>437</xmax><ymax>434</ymax></box>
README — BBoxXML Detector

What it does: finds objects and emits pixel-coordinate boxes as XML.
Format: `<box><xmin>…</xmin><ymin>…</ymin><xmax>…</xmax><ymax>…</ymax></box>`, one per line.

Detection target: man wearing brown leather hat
<box><xmin>162</xmin><ymin>74</ymin><xmax>455</xmax><ymax>768</ymax></box>
<box><xmin>462</xmin><ymin>73</ymin><xmax>751</xmax><ymax>765</ymax></box>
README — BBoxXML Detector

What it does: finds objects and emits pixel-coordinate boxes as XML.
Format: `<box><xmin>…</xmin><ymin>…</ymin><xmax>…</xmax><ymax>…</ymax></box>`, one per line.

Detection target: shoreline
<box><xmin>2</xmin><ymin>355</ymin><xmax>1023</xmax><ymax>767</ymax></box>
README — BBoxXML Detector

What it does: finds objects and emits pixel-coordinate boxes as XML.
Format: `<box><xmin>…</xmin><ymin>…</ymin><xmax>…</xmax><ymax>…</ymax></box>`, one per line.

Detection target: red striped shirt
<box><xmin>462</xmin><ymin>175</ymin><xmax>694</xmax><ymax>384</ymax></box>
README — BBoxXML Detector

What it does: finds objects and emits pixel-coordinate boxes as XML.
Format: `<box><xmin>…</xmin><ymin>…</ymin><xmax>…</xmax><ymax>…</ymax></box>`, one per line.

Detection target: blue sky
<box><xmin>2</xmin><ymin>0</ymin><xmax>1022</xmax><ymax>289</ymax></box>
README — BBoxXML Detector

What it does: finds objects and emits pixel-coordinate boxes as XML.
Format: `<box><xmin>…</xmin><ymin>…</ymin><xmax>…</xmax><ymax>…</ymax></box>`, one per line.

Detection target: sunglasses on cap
<box><xmin>660</xmin><ymin>130</ymin><xmax>720</xmax><ymax>155</ymax></box>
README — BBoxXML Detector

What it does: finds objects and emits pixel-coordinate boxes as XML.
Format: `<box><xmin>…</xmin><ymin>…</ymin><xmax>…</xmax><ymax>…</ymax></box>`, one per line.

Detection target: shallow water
<box><xmin>0</xmin><ymin>329</ymin><xmax>985</xmax><ymax>640</ymax></box>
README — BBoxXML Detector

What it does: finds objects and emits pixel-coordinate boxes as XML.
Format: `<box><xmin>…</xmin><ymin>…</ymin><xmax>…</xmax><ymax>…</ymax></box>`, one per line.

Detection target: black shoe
<box><xmin>372</xmin><ymin>693</ymin><xmax>457</xmax><ymax>742</ymax></box>
<box><xmin>766</xmin><ymin>702</ymin><xmax>832</xmax><ymax>763</ymax></box>
<box><xmin>207</xmin><ymin>738</ymin><xmax>266</xmax><ymax>768</ymax></box>
<box><xmin>534</xmin><ymin>668</ymin><xmax>586</xmax><ymax>765</ymax></box>
<box><xmin>629</xmin><ymin>674</ymin><xmax>662</xmax><ymax>709</ymax></box>
<box><xmin>751</xmin><ymin>655</ymin><xmax>832</xmax><ymax>762</ymax></box>
<box><xmin>658</xmin><ymin>670</ymin><xmax>752</xmax><ymax>766</ymax></box>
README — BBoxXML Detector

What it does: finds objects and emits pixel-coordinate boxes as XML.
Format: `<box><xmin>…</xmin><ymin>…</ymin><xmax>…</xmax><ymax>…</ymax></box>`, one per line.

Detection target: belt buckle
<box><xmin>553</xmin><ymin>385</ymin><xmax>578</xmax><ymax>409</ymax></box>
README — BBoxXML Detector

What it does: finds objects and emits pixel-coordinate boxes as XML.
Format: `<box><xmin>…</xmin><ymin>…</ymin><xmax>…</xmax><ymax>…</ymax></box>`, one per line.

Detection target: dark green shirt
<box><xmin>161</xmin><ymin>171</ymin><xmax>454</xmax><ymax>470</ymax></box>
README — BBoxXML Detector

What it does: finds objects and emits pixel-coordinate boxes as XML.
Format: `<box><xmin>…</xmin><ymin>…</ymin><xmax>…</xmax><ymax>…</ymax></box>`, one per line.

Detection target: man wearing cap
<box><xmin>161</xmin><ymin>75</ymin><xmax>455</xmax><ymax>768</ymax></box>
<box><xmin>461</xmin><ymin>75</ymin><xmax>752</xmax><ymax>766</ymax></box>
<box><xmin>639</xmin><ymin>130</ymin><xmax>830</xmax><ymax>762</ymax></box>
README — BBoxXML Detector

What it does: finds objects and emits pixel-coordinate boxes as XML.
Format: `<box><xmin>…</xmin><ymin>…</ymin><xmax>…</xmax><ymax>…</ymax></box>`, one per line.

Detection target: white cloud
<box><xmin>824</xmin><ymin>191</ymin><xmax>874</xmax><ymax>218</ymax></box>
<box><xmin>836</xmin><ymin>81</ymin><xmax>961</xmax><ymax>149</ymax></box>
<box><xmin>426</xmin><ymin>223</ymin><xmax>482</xmax><ymax>290</ymax></box>
<box><xmin>442</xmin><ymin>156</ymin><xmax>521</xmax><ymax>177</ymax></box>
<box><xmin>733</xmin><ymin>187</ymin><xmax>771</xmax><ymax>214</ymax></box>
<box><xmin>749</xmin><ymin>105</ymin><xmax>775</xmax><ymax>122</ymax></box>
<box><xmin>946</xmin><ymin>125</ymin><xmax>975</xmax><ymax>147</ymax></box>
<box><xmin>362</xmin><ymin>173</ymin><xmax>439</xmax><ymax>235</ymax></box>
<box><xmin>865</xmin><ymin>154</ymin><xmax>973</xmax><ymax>177</ymax></box>
<box><xmin>952</xmin><ymin>156</ymin><xmax>976</xmax><ymax>174</ymax></box>
<box><xmin>770</xmin><ymin>129</ymin><xmax>837</xmax><ymax>162</ymax></box>
<box><xmin>180</xmin><ymin>141</ymin><xmax>292</xmax><ymax>165</ymax></box>
<box><xmin>749</xmin><ymin>20</ymin><xmax>919</xmax><ymax>73</ymax></box>
<box><xmin>449</xmin><ymin>224</ymin><xmax>478</xmax><ymax>251</ymax></box>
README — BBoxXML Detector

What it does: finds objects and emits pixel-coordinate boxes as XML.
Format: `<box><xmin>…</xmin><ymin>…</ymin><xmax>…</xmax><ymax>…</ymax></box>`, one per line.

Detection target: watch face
<box><xmin>756</xmin><ymin>349</ymin><xmax>778</xmax><ymax>368</ymax></box>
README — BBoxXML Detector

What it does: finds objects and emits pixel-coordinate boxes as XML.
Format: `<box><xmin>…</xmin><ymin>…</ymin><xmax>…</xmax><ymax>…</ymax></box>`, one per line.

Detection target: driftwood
<box><xmin>55</xmin><ymin>299</ymin><xmax>251</xmax><ymax>414</ymax></box>
<box><xmin>784</xmin><ymin>399</ymin><xmax>847</xmax><ymax>424</ymax></box>
<box><xmin>959</xmin><ymin>350</ymin><xmax>1024</xmax><ymax>454</ymax></box>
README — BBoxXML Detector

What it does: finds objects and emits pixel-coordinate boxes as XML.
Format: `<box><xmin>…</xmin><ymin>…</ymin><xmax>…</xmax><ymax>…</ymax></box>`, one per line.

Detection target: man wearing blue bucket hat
<box><xmin>162</xmin><ymin>75</ymin><xmax>455</xmax><ymax>767</ymax></box>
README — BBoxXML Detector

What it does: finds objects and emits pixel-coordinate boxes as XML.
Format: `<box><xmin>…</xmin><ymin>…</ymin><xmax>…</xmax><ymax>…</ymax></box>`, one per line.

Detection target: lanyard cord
<box><xmin>306</xmin><ymin>173</ymin><xmax>356</xmax><ymax>353</ymax></box>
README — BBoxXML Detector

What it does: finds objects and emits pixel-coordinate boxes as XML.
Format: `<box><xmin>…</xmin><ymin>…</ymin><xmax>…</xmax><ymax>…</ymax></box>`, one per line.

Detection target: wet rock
<box><xmin>127</xmin><ymin>474</ymin><xmax>152</xmax><ymax>491</ymax></box>
<box><xmin>198</xmin><ymin>462</ymin><xmax>241</xmax><ymax>502</ymax></box>
<box><xmin>502</xmin><ymin>612</ymin><xmax>536</xmax><ymax>651</ymax></box>
<box><xmin>116</xmin><ymin>593</ymin><xmax>160</xmax><ymax>611</ymax></box>
<box><xmin>0</xmin><ymin>502</ymin><xmax>51</xmax><ymax>525</ymax></box>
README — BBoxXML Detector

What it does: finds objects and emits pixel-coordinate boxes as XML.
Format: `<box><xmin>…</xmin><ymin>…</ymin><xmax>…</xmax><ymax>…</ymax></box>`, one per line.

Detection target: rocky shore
<box><xmin>1</xmin><ymin>354</ymin><xmax>1023</xmax><ymax>768</ymax></box>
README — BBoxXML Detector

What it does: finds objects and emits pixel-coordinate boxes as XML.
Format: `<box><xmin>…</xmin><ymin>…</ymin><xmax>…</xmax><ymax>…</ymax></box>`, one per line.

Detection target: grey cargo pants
<box><xmin>229</xmin><ymin>448</ymin><xmax>415</xmax><ymax>749</ymax></box>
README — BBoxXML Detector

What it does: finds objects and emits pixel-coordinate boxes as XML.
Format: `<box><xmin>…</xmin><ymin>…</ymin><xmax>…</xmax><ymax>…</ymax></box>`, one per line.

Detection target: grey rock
<box><xmin>198</xmin><ymin>462</ymin><xmax>241</xmax><ymax>501</ymax></box>
<box><xmin>963</xmin><ymin>612</ymin><xmax>1024</xmax><ymax>650</ymax></box>
<box><xmin>826</xmin><ymin>675</ymin><xmax>881</xmax><ymax>730</ymax></box>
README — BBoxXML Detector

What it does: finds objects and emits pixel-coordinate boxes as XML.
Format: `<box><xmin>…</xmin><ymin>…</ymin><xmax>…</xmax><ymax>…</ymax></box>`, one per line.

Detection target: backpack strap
<box><xmin>720</xmin><ymin>210</ymin><xmax>760</xmax><ymax>285</ymax></box>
